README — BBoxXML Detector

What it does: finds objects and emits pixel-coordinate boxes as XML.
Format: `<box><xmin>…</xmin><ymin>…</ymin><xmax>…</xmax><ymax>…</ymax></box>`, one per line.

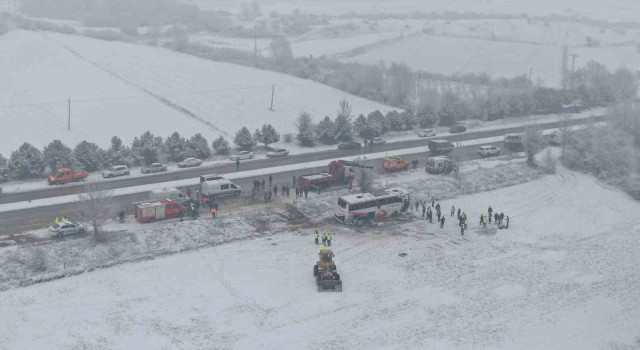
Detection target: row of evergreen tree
<box><xmin>0</xmin><ymin>131</ymin><xmax>223</xmax><ymax>180</ymax></box>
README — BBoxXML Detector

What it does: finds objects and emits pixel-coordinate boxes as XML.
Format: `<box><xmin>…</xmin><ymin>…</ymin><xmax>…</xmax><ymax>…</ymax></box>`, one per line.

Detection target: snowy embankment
<box><xmin>1</xmin><ymin>154</ymin><xmax>639</xmax><ymax>349</ymax></box>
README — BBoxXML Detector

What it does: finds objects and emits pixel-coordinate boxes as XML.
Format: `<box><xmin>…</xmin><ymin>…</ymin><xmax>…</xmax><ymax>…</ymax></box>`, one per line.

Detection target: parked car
<box><xmin>266</xmin><ymin>148</ymin><xmax>289</xmax><ymax>158</ymax></box>
<box><xmin>102</xmin><ymin>165</ymin><xmax>130</xmax><ymax>178</ymax></box>
<box><xmin>230</xmin><ymin>151</ymin><xmax>254</xmax><ymax>161</ymax></box>
<box><xmin>177</xmin><ymin>158</ymin><xmax>202</xmax><ymax>168</ymax></box>
<box><xmin>338</xmin><ymin>141</ymin><xmax>362</xmax><ymax>150</ymax></box>
<box><xmin>49</xmin><ymin>222</ymin><xmax>85</xmax><ymax>238</ymax></box>
<box><xmin>449</xmin><ymin>125</ymin><xmax>467</xmax><ymax>134</ymax></box>
<box><xmin>141</xmin><ymin>162</ymin><xmax>167</xmax><ymax>174</ymax></box>
<box><xmin>418</xmin><ymin>129</ymin><xmax>436</xmax><ymax>137</ymax></box>
<box><xmin>477</xmin><ymin>145</ymin><xmax>501</xmax><ymax>157</ymax></box>
<box><xmin>371</xmin><ymin>137</ymin><xmax>386</xmax><ymax>145</ymax></box>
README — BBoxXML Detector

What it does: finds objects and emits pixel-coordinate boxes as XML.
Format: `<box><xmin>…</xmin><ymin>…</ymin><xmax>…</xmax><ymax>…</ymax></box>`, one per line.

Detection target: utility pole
<box><xmin>569</xmin><ymin>54</ymin><xmax>578</xmax><ymax>89</ymax></box>
<box><xmin>529</xmin><ymin>67</ymin><xmax>533</xmax><ymax>80</ymax></box>
<box><xmin>269</xmin><ymin>85</ymin><xmax>274</xmax><ymax>111</ymax></box>
<box><xmin>67</xmin><ymin>98</ymin><xmax>71</xmax><ymax>130</ymax></box>
<box><xmin>254</xmin><ymin>25</ymin><xmax>258</xmax><ymax>66</ymax></box>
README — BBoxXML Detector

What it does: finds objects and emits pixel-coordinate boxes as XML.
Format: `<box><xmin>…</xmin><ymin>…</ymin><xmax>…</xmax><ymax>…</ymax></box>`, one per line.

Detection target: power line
<box><xmin>0</xmin><ymin>82</ymin><xmax>312</xmax><ymax>110</ymax></box>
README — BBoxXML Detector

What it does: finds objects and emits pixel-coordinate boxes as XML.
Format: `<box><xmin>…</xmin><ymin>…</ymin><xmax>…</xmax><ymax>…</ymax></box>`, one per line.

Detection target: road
<box><xmin>0</xmin><ymin>134</ymin><xmax>548</xmax><ymax>236</ymax></box>
<box><xmin>0</xmin><ymin>115</ymin><xmax>602</xmax><ymax>206</ymax></box>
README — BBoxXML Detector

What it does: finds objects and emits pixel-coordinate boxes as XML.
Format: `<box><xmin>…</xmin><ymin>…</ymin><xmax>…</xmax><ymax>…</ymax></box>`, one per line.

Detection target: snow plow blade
<box><xmin>317</xmin><ymin>280</ymin><xmax>342</xmax><ymax>292</ymax></box>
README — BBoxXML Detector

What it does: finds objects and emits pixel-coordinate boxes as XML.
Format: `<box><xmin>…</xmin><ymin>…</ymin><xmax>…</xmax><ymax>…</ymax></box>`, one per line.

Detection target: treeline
<box><xmin>562</xmin><ymin>102</ymin><xmax>640</xmax><ymax>199</ymax></box>
<box><xmin>0</xmin><ymin>131</ymin><xmax>213</xmax><ymax>180</ymax></box>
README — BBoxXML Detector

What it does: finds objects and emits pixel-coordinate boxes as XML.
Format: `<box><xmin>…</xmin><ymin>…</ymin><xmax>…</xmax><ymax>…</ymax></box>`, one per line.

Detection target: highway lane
<box><xmin>0</xmin><ymin>115</ymin><xmax>603</xmax><ymax>205</ymax></box>
<box><xmin>0</xmin><ymin>140</ymin><xmax>524</xmax><ymax>235</ymax></box>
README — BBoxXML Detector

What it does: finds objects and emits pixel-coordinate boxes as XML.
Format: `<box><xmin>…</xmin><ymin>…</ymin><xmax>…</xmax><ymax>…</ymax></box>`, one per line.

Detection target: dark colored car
<box><xmin>338</xmin><ymin>141</ymin><xmax>362</xmax><ymax>150</ymax></box>
<box><xmin>449</xmin><ymin>125</ymin><xmax>467</xmax><ymax>134</ymax></box>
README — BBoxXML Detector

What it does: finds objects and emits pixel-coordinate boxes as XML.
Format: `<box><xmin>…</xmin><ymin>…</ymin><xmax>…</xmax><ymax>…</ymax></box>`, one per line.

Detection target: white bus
<box><xmin>335</xmin><ymin>188</ymin><xmax>411</xmax><ymax>226</ymax></box>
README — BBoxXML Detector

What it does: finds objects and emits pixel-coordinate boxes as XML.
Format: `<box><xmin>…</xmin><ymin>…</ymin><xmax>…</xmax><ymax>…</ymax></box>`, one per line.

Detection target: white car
<box><xmin>266</xmin><ymin>148</ymin><xmax>289</xmax><ymax>158</ymax></box>
<box><xmin>418</xmin><ymin>129</ymin><xmax>436</xmax><ymax>137</ymax></box>
<box><xmin>49</xmin><ymin>222</ymin><xmax>86</xmax><ymax>238</ymax></box>
<box><xmin>177</xmin><ymin>158</ymin><xmax>202</xmax><ymax>168</ymax></box>
<box><xmin>230</xmin><ymin>151</ymin><xmax>254</xmax><ymax>161</ymax></box>
<box><xmin>102</xmin><ymin>165</ymin><xmax>130</xmax><ymax>178</ymax></box>
<box><xmin>477</xmin><ymin>145</ymin><xmax>501</xmax><ymax>157</ymax></box>
<box><xmin>371</xmin><ymin>137</ymin><xmax>386</xmax><ymax>145</ymax></box>
<box><xmin>141</xmin><ymin>162</ymin><xmax>167</xmax><ymax>174</ymax></box>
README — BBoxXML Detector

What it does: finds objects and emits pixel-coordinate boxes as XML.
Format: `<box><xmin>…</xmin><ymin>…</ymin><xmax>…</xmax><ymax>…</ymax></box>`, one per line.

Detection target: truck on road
<box><xmin>48</xmin><ymin>168</ymin><xmax>89</xmax><ymax>185</ymax></box>
<box><xmin>428</xmin><ymin>140</ymin><xmax>454</xmax><ymax>155</ymax></box>
<box><xmin>134</xmin><ymin>199</ymin><xmax>187</xmax><ymax>223</ymax></box>
<box><xmin>298</xmin><ymin>160</ymin><xmax>372</xmax><ymax>190</ymax></box>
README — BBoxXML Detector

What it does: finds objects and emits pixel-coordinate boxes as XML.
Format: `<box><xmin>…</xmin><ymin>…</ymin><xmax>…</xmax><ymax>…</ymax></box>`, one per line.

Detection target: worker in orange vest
<box><xmin>211</xmin><ymin>207</ymin><xmax>217</xmax><ymax>218</ymax></box>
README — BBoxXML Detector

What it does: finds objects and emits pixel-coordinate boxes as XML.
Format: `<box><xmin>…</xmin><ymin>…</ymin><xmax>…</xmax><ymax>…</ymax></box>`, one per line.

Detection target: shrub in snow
<box><xmin>43</xmin><ymin>139</ymin><xmax>74</xmax><ymax>172</ymax></box>
<box><xmin>212</xmin><ymin>136</ymin><xmax>230</xmax><ymax>155</ymax></box>
<box><xmin>283</xmin><ymin>133</ymin><xmax>293</xmax><ymax>143</ymax></box>
<box><xmin>296</xmin><ymin>112</ymin><xmax>315</xmax><ymax>147</ymax></box>
<box><xmin>367</xmin><ymin>110</ymin><xmax>387</xmax><ymax>133</ymax></box>
<box><xmin>105</xmin><ymin>136</ymin><xmax>134</xmax><ymax>166</ymax></box>
<box><xmin>385</xmin><ymin>110</ymin><xmax>404</xmax><ymax>131</ymax></box>
<box><xmin>541</xmin><ymin>149</ymin><xmax>557</xmax><ymax>174</ymax></box>
<box><xmin>28</xmin><ymin>248</ymin><xmax>48</xmax><ymax>273</ymax></box>
<box><xmin>73</xmin><ymin>141</ymin><xmax>105</xmax><ymax>172</ymax></box>
<box><xmin>8</xmin><ymin>142</ymin><xmax>46</xmax><ymax>179</ymax></box>
<box><xmin>255</xmin><ymin>124</ymin><xmax>280</xmax><ymax>147</ymax></box>
<box><xmin>186</xmin><ymin>133</ymin><xmax>211</xmax><ymax>160</ymax></box>
<box><xmin>315</xmin><ymin>116</ymin><xmax>337</xmax><ymax>144</ymax></box>
<box><xmin>523</xmin><ymin>125</ymin><xmax>544</xmax><ymax>166</ymax></box>
<box><xmin>355</xmin><ymin>168</ymin><xmax>374</xmax><ymax>192</ymax></box>
<box><xmin>164</xmin><ymin>132</ymin><xmax>188</xmax><ymax>162</ymax></box>
<box><xmin>0</xmin><ymin>153</ymin><xmax>7</xmax><ymax>168</ymax></box>
<box><xmin>234</xmin><ymin>127</ymin><xmax>256</xmax><ymax>150</ymax></box>
<box><xmin>131</xmin><ymin>131</ymin><xmax>163</xmax><ymax>165</ymax></box>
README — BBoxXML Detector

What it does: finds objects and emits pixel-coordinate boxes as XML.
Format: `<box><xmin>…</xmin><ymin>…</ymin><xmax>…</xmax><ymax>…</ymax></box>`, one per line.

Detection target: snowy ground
<box><xmin>192</xmin><ymin>0</ymin><xmax>640</xmax><ymax>22</ymax></box>
<box><xmin>344</xmin><ymin>33</ymin><xmax>639</xmax><ymax>87</ymax></box>
<box><xmin>0</xmin><ymin>29</ymin><xmax>393</xmax><ymax>156</ymax></box>
<box><xmin>1</xmin><ymin>152</ymin><xmax>639</xmax><ymax>349</ymax></box>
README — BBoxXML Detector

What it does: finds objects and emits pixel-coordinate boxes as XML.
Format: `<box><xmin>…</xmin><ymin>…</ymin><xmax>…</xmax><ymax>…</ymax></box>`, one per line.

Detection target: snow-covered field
<box><xmin>192</xmin><ymin>0</ymin><xmax>640</xmax><ymax>22</ymax></box>
<box><xmin>2</xmin><ymin>153</ymin><xmax>639</xmax><ymax>349</ymax></box>
<box><xmin>0</xmin><ymin>29</ymin><xmax>393</xmax><ymax>156</ymax></box>
<box><xmin>344</xmin><ymin>34</ymin><xmax>639</xmax><ymax>87</ymax></box>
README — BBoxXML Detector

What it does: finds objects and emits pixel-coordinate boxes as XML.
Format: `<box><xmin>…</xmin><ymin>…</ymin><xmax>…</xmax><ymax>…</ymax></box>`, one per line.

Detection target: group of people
<box><xmin>53</xmin><ymin>216</ymin><xmax>72</xmax><ymax>226</ymax></box>
<box><xmin>314</xmin><ymin>229</ymin><xmax>333</xmax><ymax>250</ymax></box>
<box><xmin>178</xmin><ymin>196</ymin><xmax>220</xmax><ymax>221</ymax></box>
<box><xmin>414</xmin><ymin>197</ymin><xmax>448</xmax><ymax>229</ymax></box>
<box><xmin>485</xmin><ymin>206</ymin><xmax>509</xmax><ymax>229</ymax></box>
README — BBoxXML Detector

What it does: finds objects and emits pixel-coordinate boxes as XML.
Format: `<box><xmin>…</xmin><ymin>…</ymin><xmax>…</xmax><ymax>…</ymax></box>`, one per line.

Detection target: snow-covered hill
<box><xmin>0</xmin><ymin>30</ymin><xmax>393</xmax><ymax>156</ymax></box>
<box><xmin>2</xmin><ymin>163</ymin><xmax>639</xmax><ymax>349</ymax></box>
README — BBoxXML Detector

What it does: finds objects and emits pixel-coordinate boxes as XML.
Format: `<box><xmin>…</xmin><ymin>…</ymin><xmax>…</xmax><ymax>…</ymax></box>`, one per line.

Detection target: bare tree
<box><xmin>270</xmin><ymin>36</ymin><xmax>293</xmax><ymax>65</ymax></box>
<box><xmin>77</xmin><ymin>181</ymin><xmax>115</xmax><ymax>242</ymax></box>
<box><xmin>355</xmin><ymin>168</ymin><xmax>373</xmax><ymax>192</ymax></box>
<box><xmin>337</xmin><ymin>98</ymin><xmax>353</xmax><ymax>119</ymax></box>
<box><xmin>557</xmin><ymin>113</ymin><xmax>573</xmax><ymax>159</ymax></box>
<box><xmin>523</xmin><ymin>124</ymin><xmax>544</xmax><ymax>166</ymax></box>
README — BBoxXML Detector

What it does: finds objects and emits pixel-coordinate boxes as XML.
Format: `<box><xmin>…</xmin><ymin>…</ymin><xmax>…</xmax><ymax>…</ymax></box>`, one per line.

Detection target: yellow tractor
<box><xmin>313</xmin><ymin>249</ymin><xmax>342</xmax><ymax>292</ymax></box>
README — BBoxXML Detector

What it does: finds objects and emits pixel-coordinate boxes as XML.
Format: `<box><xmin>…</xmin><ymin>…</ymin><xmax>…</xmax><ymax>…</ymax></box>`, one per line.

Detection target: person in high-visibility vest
<box><xmin>314</xmin><ymin>230</ymin><xmax>319</xmax><ymax>245</ymax></box>
<box><xmin>327</xmin><ymin>233</ymin><xmax>332</xmax><ymax>247</ymax></box>
<box><xmin>53</xmin><ymin>217</ymin><xmax>60</xmax><ymax>225</ymax></box>
<box><xmin>319</xmin><ymin>243</ymin><xmax>326</xmax><ymax>251</ymax></box>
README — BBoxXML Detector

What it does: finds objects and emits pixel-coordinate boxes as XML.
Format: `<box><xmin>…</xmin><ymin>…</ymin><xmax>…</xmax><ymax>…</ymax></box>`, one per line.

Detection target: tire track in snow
<box><xmin>41</xmin><ymin>33</ymin><xmax>229</xmax><ymax>137</ymax></box>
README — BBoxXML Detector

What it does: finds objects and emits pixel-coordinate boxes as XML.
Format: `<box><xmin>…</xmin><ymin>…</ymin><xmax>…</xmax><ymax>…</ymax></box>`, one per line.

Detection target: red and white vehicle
<box><xmin>334</xmin><ymin>188</ymin><xmax>411</xmax><ymax>226</ymax></box>
<box><xmin>134</xmin><ymin>199</ymin><xmax>187</xmax><ymax>223</ymax></box>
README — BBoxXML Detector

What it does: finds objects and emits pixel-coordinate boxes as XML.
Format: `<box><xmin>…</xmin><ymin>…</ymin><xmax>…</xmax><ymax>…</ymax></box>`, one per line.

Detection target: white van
<box><xmin>201</xmin><ymin>180</ymin><xmax>241</xmax><ymax>198</ymax></box>
<box><xmin>150</xmin><ymin>187</ymin><xmax>189</xmax><ymax>204</ymax></box>
<box><xmin>102</xmin><ymin>165</ymin><xmax>130</xmax><ymax>178</ymax></box>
